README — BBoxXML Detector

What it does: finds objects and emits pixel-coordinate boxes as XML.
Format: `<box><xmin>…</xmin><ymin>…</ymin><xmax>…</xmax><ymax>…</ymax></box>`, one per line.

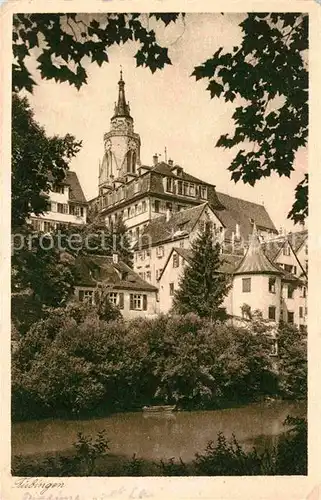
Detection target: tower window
<box><xmin>268</xmin><ymin>277</ymin><xmax>276</xmax><ymax>293</ymax></box>
<box><xmin>268</xmin><ymin>306</ymin><xmax>276</xmax><ymax>320</ymax></box>
<box><xmin>242</xmin><ymin>278</ymin><xmax>251</xmax><ymax>293</ymax></box>
<box><xmin>132</xmin><ymin>151</ymin><xmax>136</xmax><ymax>174</ymax></box>
<box><xmin>127</xmin><ymin>150</ymin><xmax>132</xmax><ymax>173</ymax></box>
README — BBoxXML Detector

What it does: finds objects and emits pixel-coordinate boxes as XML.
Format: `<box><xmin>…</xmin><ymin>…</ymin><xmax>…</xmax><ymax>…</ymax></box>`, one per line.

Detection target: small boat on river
<box><xmin>142</xmin><ymin>405</ymin><xmax>176</xmax><ymax>413</ymax></box>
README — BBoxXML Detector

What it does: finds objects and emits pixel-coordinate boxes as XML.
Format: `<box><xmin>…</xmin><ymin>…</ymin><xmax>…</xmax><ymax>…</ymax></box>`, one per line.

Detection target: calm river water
<box><xmin>12</xmin><ymin>401</ymin><xmax>306</xmax><ymax>462</ymax></box>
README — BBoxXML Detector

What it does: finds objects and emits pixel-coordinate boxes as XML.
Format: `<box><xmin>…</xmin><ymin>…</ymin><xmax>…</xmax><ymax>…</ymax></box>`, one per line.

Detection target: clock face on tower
<box><xmin>105</xmin><ymin>139</ymin><xmax>112</xmax><ymax>151</ymax></box>
<box><xmin>128</xmin><ymin>139</ymin><xmax>137</xmax><ymax>151</ymax></box>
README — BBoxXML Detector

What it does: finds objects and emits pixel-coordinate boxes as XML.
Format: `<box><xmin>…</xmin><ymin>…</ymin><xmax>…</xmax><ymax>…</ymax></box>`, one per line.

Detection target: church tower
<box><xmin>99</xmin><ymin>70</ymin><xmax>141</xmax><ymax>193</ymax></box>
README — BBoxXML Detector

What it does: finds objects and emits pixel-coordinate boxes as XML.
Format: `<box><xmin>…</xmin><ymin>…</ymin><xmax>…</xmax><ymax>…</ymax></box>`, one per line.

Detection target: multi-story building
<box><xmin>85</xmin><ymin>72</ymin><xmax>308</xmax><ymax>325</ymax></box>
<box><xmin>30</xmin><ymin>171</ymin><xmax>88</xmax><ymax>231</ymax></box>
<box><xmin>159</xmin><ymin>224</ymin><xmax>307</xmax><ymax>329</ymax></box>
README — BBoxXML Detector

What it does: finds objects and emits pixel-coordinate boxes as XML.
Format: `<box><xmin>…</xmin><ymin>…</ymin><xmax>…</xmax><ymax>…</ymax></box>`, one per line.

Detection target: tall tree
<box><xmin>192</xmin><ymin>13</ymin><xmax>308</xmax><ymax>223</ymax></box>
<box><xmin>172</xmin><ymin>223</ymin><xmax>230</xmax><ymax>319</ymax></box>
<box><xmin>12</xmin><ymin>93</ymin><xmax>81</xmax><ymax>229</ymax></box>
<box><xmin>63</xmin><ymin>212</ymin><xmax>133</xmax><ymax>267</ymax></box>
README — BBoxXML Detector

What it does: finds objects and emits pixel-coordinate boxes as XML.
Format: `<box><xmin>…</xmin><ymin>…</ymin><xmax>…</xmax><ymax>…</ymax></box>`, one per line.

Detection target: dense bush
<box><xmin>277</xmin><ymin>323</ymin><xmax>307</xmax><ymax>399</ymax></box>
<box><xmin>12</xmin><ymin>416</ymin><xmax>307</xmax><ymax>476</ymax></box>
<box><xmin>12</xmin><ymin>310</ymin><xmax>289</xmax><ymax>420</ymax></box>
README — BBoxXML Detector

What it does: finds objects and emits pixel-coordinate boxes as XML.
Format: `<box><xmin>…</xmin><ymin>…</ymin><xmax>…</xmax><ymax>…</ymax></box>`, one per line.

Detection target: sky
<box><xmin>21</xmin><ymin>13</ymin><xmax>307</xmax><ymax>232</ymax></box>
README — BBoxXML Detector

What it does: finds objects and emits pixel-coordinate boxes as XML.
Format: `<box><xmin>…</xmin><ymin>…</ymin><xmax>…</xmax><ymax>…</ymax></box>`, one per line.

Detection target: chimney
<box><xmin>236</xmin><ymin>223</ymin><xmax>240</xmax><ymax>239</ymax></box>
<box><xmin>168</xmin><ymin>158</ymin><xmax>173</xmax><ymax>167</ymax></box>
<box><xmin>153</xmin><ymin>154</ymin><xmax>158</xmax><ymax>166</ymax></box>
<box><xmin>112</xmin><ymin>252</ymin><xmax>119</xmax><ymax>264</ymax></box>
<box><xmin>166</xmin><ymin>209</ymin><xmax>171</xmax><ymax>222</ymax></box>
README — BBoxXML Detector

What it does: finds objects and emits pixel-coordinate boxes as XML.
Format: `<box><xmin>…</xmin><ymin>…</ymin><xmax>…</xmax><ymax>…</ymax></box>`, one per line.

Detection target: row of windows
<box><xmin>242</xmin><ymin>305</ymin><xmax>307</xmax><ymax>323</ymax></box>
<box><xmin>242</xmin><ymin>278</ymin><xmax>306</xmax><ymax>299</ymax></box>
<box><xmin>48</xmin><ymin>202</ymin><xmax>85</xmax><ymax>217</ymax></box>
<box><xmin>106</xmin><ymin>199</ymin><xmax>189</xmax><ymax>226</ymax></box>
<box><xmin>78</xmin><ymin>290</ymin><xmax>148</xmax><ymax>311</ymax></box>
<box><xmin>138</xmin><ymin>271</ymin><xmax>152</xmax><ymax>282</ymax></box>
<box><xmin>165</xmin><ymin>178</ymin><xmax>207</xmax><ymax>200</ymax></box>
<box><xmin>135</xmin><ymin>249</ymin><xmax>151</xmax><ymax>261</ymax></box>
<box><xmin>52</xmin><ymin>185</ymin><xmax>66</xmax><ymax>195</ymax></box>
<box><xmin>31</xmin><ymin>219</ymin><xmax>57</xmax><ymax>232</ymax></box>
<box><xmin>153</xmin><ymin>199</ymin><xmax>187</xmax><ymax>214</ymax></box>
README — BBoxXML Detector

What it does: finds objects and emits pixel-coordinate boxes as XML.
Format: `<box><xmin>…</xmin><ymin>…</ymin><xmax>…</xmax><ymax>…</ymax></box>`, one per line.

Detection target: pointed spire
<box><xmin>113</xmin><ymin>68</ymin><xmax>131</xmax><ymax>118</ymax></box>
<box><xmin>234</xmin><ymin>222</ymin><xmax>281</xmax><ymax>275</ymax></box>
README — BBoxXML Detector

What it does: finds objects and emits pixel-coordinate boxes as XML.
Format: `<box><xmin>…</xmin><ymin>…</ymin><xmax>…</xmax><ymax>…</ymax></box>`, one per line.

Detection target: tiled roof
<box><xmin>65</xmin><ymin>171</ymin><xmax>87</xmax><ymax>204</ymax></box>
<box><xmin>261</xmin><ymin>230</ymin><xmax>308</xmax><ymax>262</ymax></box>
<box><xmin>287</xmin><ymin>229</ymin><xmax>308</xmax><ymax>253</ymax></box>
<box><xmin>214</xmin><ymin>192</ymin><xmax>277</xmax><ymax>242</ymax></box>
<box><xmin>74</xmin><ymin>255</ymin><xmax>157</xmax><ymax>292</ymax></box>
<box><xmin>137</xmin><ymin>203</ymin><xmax>207</xmax><ymax>247</ymax></box>
<box><xmin>261</xmin><ymin>238</ymin><xmax>286</xmax><ymax>262</ymax></box>
<box><xmin>220</xmin><ymin>254</ymin><xmax>243</xmax><ymax>274</ymax></box>
<box><xmin>234</xmin><ymin>225</ymin><xmax>282</xmax><ymax>275</ymax></box>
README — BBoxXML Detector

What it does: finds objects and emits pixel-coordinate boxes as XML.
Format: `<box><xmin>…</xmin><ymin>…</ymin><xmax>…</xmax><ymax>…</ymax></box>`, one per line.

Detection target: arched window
<box><xmin>108</xmin><ymin>151</ymin><xmax>113</xmax><ymax>178</ymax></box>
<box><xmin>132</xmin><ymin>152</ymin><xmax>136</xmax><ymax>174</ymax></box>
<box><xmin>127</xmin><ymin>151</ymin><xmax>132</xmax><ymax>173</ymax></box>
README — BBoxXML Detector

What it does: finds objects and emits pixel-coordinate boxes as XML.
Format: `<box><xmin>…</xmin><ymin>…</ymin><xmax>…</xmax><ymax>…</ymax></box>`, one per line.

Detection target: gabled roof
<box><xmin>158</xmin><ymin>247</ymin><xmax>242</xmax><ymax>282</ymax></box>
<box><xmin>136</xmin><ymin>203</ymin><xmax>208</xmax><ymax>248</ymax></box>
<box><xmin>260</xmin><ymin>231</ymin><xmax>308</xmax><ymax>277</ymax></box>
<box><xmin>65</xmin><ymin>171</ymin><xmax>87</xmax><ymax>204</ymax></box>
<box><xmin>47</xmin><ymin>170</ymin><xmax>87</xmax><ymax>204</ymax></box>
<box><xmin>214</xmin><ymin>192</ymin><xmax>277</xmax><ymax>242</ymax></box>
<box><xmin>234</xmin><ymin>224</ymin><xmax>282</xmax><ymax>275</ymax></box>
<box><xmin>260</xmin><ymin>237</ymin><xmax>286</xmax><ymax>262</ymax></box>
<box><xmin>74</xmin><ymin>255</ymin><xmax>157</xmax><ymax>292</ymax></box>
<box><xmin>287</xmin><ymin>229</ymin><xmax>308</xmax><ymax>253</ymax></box>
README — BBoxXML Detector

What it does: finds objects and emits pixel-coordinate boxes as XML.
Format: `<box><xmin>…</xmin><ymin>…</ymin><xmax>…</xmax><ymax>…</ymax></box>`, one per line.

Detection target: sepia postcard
<box><xmin>1</xmin><ymin>0</ymin><xmax>321</xmax><ymax>499</ymax></box>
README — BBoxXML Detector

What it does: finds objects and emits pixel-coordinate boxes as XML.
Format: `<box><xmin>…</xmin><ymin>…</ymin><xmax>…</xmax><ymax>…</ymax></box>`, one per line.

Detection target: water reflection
<box><xmin>12</xmin><ymin>401</ymin><xmax>306</xmax><ymax>462</ymax></box>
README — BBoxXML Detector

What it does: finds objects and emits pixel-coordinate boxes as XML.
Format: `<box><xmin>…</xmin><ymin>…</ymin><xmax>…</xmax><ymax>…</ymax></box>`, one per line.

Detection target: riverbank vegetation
<box><xmin>12</xmin><ymin>415</ymin><xmax>307</xmax><ymax>476</ymax></box>
<box><xmin>12</xmin><ymin>303</ymin><xmax>307</xmax><ymax>422</ymax></box>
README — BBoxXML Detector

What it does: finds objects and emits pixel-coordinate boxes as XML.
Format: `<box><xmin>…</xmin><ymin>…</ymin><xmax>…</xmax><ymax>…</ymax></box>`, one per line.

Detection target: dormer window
<box><xmin>53</xmin><ymin>185</ymin><xmax>65</xmax><ymax>195</ymax></box>
<box><xmin>200</xmin><ymin>186</ymin><xmax>207</xmax><ymax>199</ymax></box>
<box><xmin>283</xmin><ymin>244</ymin><xmax>291</xmax><ymax>256</ymax></box>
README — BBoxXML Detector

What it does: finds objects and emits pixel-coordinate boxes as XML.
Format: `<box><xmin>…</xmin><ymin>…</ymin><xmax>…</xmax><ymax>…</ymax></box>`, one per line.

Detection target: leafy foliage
<box><xmin>172</xmin><ymin>222</ymin><xmax>231</xmax><ymax>319</ymax></box>
<box><xmin>192</xmin><ymin>13</ymin><xmax>308</xmax><ymax>222</ymax></box>
<box><xmin>12</xmin><ymin>93</ymin><xmax>81</xmax><ymax>228</ymax></box>
<box><xmin>12</xmin><ymin>13</ymin><xmax>184</xmax><ymax>92</ymax></box>
<box><xmin>277</xmin><ymin>322</ymin><xmax>307</xmax><ymax>399</ymax></box>
<box><xmin>12</xmin><ymin>312</ymin><xmax>280</xmax><ymax>420</ymax></box>
<box><xmin>64</xmin><ymin>213</ymin><xmax>133</xmax><ymax>267</ymax></box>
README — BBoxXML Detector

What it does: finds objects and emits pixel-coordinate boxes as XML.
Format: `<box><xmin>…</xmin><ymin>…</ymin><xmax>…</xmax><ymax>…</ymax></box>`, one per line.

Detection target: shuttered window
<box><xmin>119</xmin><ymin>293</ymin><xmax>124</xmax><ymax>309</ymax></box>
<box><xmin>143</xmin><ymin>294</ymin><xmax>147</xmax><ymax>311</ymax></box>
<box><xmin>129</xmin><ymin>294</ymin><xmax>147</xmax><ymax>310</ymax></box>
